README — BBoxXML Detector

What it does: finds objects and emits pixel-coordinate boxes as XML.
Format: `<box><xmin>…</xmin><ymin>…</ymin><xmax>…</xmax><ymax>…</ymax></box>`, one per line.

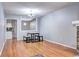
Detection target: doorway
<box><xmin>6</xmin><ymin>19</ymin><xmax>17</xmax><ymax>39</ymax></box>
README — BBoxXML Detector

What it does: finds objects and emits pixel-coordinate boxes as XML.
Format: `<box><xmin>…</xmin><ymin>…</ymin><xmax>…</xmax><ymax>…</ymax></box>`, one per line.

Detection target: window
<box><xmin>21</xmin><ymin>19</ymin><xmax>36</xmax><ymax>30</ymax></box>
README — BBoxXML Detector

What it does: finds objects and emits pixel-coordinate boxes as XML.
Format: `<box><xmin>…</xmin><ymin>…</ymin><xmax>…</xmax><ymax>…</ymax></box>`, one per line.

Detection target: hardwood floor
<box><xmin>1</xmin><ymin>39</ymin><xmax>78</xmax><ymax>57</ymax></box>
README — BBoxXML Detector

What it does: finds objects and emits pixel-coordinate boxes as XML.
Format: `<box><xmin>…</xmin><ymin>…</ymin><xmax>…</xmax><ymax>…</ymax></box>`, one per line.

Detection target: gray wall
<box><xmin>0</xmin><ymin>3</ymin><xmax>5</xmax><ymax>52</ymax></box>
<box><xmin>39</xmin><ymin>3</ymin><xmax>79</xmax><ymax>49</ymax></box>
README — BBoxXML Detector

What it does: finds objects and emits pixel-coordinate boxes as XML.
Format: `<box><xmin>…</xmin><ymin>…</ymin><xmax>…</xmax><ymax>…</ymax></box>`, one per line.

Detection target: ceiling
<box><xmin>3</xmin><ymin>2</ymin><xmax>73</xmax><ymax>18</ymax></box>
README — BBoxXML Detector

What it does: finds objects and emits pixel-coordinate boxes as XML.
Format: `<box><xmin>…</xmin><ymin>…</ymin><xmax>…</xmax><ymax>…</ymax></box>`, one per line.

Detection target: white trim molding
<box><xmin>45</xmin><ymin>39</ymin><xmax>76</xmax><ymax>50</ymax></box>
<box><xmin>0</xmin><ymin>39</ymin><xmax>7</xmax><ymax>56</ymax></box>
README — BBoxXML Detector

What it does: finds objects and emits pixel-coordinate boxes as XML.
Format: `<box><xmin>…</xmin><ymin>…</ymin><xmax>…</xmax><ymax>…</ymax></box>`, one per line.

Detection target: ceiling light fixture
<box><xmin>28</xmin><ymin>9</ymin><xmax>34</xmax><ymax>17</ymax></box>
<box><xmin>22</xmin><ymin>8</ymin><xmax>41</xmax><ymax>16</ymax></box>
<box><xmin>21</xmin><ymin>8</ymin><xmax>42</xmax><ymax>20</ymax></box>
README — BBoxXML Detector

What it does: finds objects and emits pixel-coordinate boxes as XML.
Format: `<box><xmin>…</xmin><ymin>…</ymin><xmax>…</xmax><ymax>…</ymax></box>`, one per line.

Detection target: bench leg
<box><xmin>42</xmin><ymin>36</ymin><xmax>43</xmax><ymax>41</ymax></box>
<box><xmin>39</xmin><ymin>37</ymin><xmax>40</xmax><ymax>42</ymax></box>
<box><xmin>26</xmin><ymin>37</ymin><xmax>30</xmax><ymax>43</ymax></box>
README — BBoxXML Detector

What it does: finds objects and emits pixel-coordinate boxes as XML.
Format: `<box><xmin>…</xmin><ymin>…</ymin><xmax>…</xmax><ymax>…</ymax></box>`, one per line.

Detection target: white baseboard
<box><xmin>45</xmin><ymin>39</ymin><xmax>76</xmax><ymax>50</ymax></box>
<box><xmin>0</xmin><ymin>39</ymin><xmax>7</xmax><ymax>56</ymax></box>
